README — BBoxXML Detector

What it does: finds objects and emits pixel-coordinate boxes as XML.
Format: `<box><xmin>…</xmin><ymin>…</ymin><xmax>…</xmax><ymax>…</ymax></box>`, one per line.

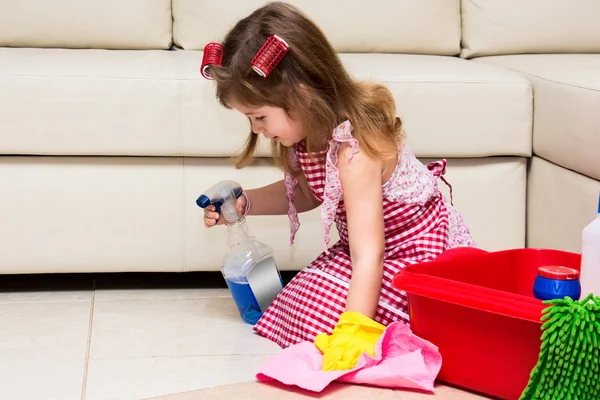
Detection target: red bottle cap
<box><xmin>537</xmin><ymin>266</ymin><xmax>580</xmax><ymax>280</ymax></box>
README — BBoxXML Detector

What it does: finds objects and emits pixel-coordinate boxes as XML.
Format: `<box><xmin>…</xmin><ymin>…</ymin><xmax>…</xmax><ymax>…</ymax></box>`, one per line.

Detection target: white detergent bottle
<box><xmin>581</xmin><ymin>192</ymin><xmax>600</xmax><ymax>297</ymax></box>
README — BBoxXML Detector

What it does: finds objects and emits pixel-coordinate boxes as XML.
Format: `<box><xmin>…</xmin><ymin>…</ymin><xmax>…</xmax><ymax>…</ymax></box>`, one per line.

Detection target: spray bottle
<box><xmin>196</xmin><ymin>180</ymin><xmax>284</xmax><ymax>325</ymax></box>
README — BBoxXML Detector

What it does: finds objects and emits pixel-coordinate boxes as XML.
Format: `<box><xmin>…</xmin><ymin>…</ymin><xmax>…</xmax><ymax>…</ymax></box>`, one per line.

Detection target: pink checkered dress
<box><xmin>253</xmin><ymin>120</ymin><xmax>476</xmax><ymax>348</ymax></box>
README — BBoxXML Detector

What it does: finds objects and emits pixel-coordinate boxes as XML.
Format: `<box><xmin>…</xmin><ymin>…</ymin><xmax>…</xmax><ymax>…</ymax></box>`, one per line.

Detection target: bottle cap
<box><xmin>537</xmin><ymin>266</ymin><xmax>580</xmax><ymax>281</ymax></box>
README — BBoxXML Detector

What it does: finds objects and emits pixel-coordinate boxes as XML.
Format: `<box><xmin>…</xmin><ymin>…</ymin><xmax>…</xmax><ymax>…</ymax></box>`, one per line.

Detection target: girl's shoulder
<box><xmin>330</xmin><ymin>119</ymin><xmax>400</xmax><ymax>155</ymax></box>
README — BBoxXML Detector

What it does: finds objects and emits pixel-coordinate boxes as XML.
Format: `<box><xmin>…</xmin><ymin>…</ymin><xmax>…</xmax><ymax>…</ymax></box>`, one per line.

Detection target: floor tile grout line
<box><xmin>80</xmin><ymin>280</ymin><xmax>97</xmax><ymax>400</ymax></box>
<box><xmin>0</xmin><ymin>299</ymin><xmax>93</xmax><ymax>304</ymax></box>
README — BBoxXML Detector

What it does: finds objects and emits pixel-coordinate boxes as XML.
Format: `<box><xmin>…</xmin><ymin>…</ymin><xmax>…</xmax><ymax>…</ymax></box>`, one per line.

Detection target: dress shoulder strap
<box><xmin>284</xmin><ymin>147</ymin><xmax>301</xmax><ymax>245</ymax></box>
<box><xmin>321</xmin><ymin>120</ymin><xmax>359</xmax><ymax>252</ymax></box>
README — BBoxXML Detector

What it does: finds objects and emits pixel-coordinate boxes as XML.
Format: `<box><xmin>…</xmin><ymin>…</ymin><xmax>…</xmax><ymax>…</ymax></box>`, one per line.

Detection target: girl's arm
<box><xmin>337</xmin><ymin>143</ymin><xmax>386</xmax><ymax>319</ymax></box>
<box><xmin>245</xmin><ymin>172</ymin><xmax>320</xmax><ymax>216</ymax></box>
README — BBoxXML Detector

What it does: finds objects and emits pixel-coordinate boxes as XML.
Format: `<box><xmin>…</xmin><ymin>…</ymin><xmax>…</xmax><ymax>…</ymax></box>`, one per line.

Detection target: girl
<box><xmin>201</xmin><ymin>2</ymin><xmax>476</xmax><ymax>371</ymax></box>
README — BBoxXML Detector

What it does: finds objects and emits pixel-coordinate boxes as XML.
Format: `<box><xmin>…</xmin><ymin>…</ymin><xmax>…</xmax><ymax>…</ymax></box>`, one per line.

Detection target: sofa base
<box><xmin>0</xmin><ymin>156</ymin><xmax>526</xmax><ymax>274</ymax></box>
<box><xmin>527</xmin><ymin>156</ymin><xmax>600</xmax><ymax>253</ymax></box>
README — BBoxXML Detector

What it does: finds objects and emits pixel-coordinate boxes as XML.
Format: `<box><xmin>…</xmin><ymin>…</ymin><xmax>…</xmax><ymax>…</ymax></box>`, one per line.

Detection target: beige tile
<box><xmin>94</xmin><ymin>288</ymin><xmax>231</xmax><ymax>301</ymax></box>
<box><xmin>0</xmin><ymin>301</ymin><xmax>91</xmax><ymax>359</ymax></box>
<box><xmin>90</xmin><ymin>297</ymin><xmax>281</xmax><ymax>358</ymax></box>
<box><xmin>85</xmin><ymin>355</ymin><xmax>273</xmax><ymax>400</ymax></box>
<box><xmin>146</xmin><ymin>381</ymin><xmax>401</xmax><ymax>400</ymax></box>
<box><xmin>0</xmin><ymin>359</ymin><xmax>85</xmax><ymax>400</ymax></box>
<box><xmin>397</xmin><ymin>384</ymin><xmax>493</xmax><ymax>399</ymax></box>
<box><xmin>0</xmin><ymin>290</ymin><xmax>92</xmax><ymax>303</ymax></box>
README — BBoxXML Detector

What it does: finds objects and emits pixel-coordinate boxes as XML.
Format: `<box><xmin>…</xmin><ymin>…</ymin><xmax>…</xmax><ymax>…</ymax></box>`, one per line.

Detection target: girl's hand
<box><xmin>203</xmin><ymin>195</ymin><xmax>247</xmax><ymax>227</ymax></box>
<box><xmin>314</xmin><ymin>312</ymin><xmax>385</xmax><ymax>371</ymax></box>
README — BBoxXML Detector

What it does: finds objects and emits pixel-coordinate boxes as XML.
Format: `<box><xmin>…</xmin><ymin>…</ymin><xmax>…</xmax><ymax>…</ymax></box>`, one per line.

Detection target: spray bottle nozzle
<box><xmin>196</xmin><ymin>180</ymin><xmax>244</xmax><ymax>224</ymax></box>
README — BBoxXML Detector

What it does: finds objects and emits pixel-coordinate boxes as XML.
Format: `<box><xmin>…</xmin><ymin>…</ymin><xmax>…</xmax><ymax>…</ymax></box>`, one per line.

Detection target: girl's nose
<box><xmin>253</xmin><ymin>127</ymin><xmax>269</xmax><ymax>138</ymax></box>
<box><xmin>251</xmin><ymin>123</ymin><xmax>263</xmax><ymax>136</ymax></box>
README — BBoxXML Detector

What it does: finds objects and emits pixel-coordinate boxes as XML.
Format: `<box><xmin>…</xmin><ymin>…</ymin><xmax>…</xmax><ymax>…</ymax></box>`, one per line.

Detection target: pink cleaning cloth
<box><xmin>256</xmin><ymin>321</ymin><xmax>442</xmax><ymax>393</ymax></box>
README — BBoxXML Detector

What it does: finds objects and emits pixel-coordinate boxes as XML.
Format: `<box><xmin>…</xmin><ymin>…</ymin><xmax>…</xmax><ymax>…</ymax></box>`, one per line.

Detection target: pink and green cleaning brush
<box><xmin>519</xmin><ymin>293</ymin><xmax>600</xmax><ymax>400</ymax></box>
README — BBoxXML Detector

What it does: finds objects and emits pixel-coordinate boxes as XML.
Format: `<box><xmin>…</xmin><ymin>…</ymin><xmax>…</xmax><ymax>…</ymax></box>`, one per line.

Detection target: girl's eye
<box><xmin>255</xmin><ymin>116</ymin><xmax>265</xmax><ymax>121</ymax></box>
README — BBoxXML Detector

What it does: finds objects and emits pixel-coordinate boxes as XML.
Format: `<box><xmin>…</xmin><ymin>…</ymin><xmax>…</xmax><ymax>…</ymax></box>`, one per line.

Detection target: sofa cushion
<box><xmin>0</xmin><ymin>156</ymin><xmax>526</xmax><ymax>274</ymax></box>
<box><xmin>0</xmin><ymin>0</ymin><xmax>172</xmax><ymax>50</ymax></box>
<box><xmin>0</xmin><ymin>48</ymin><xmax>186</xmax><ymax>156</ymax></box>
<box><xmin>475</xmin><ymin>55</ymin><xmax>600</xmax><ymax>181</ymax></box>
<box><xmin>527</xmin><ymin>156</ymin><xmax>600</xmax><ymax>253</ymax></box>
<box><xmin>172</xmin><ymin>0</ymin><xmax>461</xmax><ymax>55</ymax></box>
<box><xmin>461</xmin><ymin>0</ymin><xmax>600</xmax><ymax>58</ymax></box>
<box><xmin>337</xmin><ymin>54</ymin><xmax>532</xmax><ymax>158</ymax></box>
<box><xmin>0</xmin><ymin>48</ymin><xmax>532</xmax><ymax>159</ymax></box>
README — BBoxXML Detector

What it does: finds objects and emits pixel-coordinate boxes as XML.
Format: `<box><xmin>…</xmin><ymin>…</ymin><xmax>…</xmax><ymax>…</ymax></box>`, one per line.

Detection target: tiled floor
<box><xmin>0</xmin><ymin>273</ymin><xmax>491</xmax><ymax>400</ymax></box>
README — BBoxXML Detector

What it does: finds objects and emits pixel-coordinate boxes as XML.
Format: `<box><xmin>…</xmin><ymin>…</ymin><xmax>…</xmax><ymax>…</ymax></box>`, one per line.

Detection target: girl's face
<box><xmin>229</xmin><ymin>101</ymin><xmax>306</xmax><ymax>147</ymax></box>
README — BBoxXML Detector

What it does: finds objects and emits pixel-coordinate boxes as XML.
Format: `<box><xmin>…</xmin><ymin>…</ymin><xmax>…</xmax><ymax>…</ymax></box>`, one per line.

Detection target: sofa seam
<box><xmin>176</xmin><ymin>52</ymin><xmax>187</xmax><ymax>273</ymax></box>
<box><xmin>531</xmin><ymin>154</ymin><xmax>600</xmax><ymax>182</ymax></box>
<box><xmin>181</xmin><ymin>156</ymin><xmax>187</xmax><ymax>273</ymax></box>
<box><xmin>498</xmin><ymin>70</ymin><xmax>600</xmax><ymax>93</ymax></box>
<box><xmin>456</xmin><ymin>0</ymin><xmax>463</xmax><ymax>57</ymax></box>
<box><xmin>532</xmin><ymin>75</ymin><xmax>600</xmax><ymax>93</ymax></box>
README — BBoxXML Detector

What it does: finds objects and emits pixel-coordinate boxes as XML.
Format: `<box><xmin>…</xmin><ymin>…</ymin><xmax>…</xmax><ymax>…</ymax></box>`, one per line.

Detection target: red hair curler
<box><xmin>200</xmin><ymin>42</ymin><xmax>223</xmax><ymax>79</ymax></box>
<box><xmin>250</xmin><ymin>35</ymin><xmax>289</xmax><ymax>78</ymax></box>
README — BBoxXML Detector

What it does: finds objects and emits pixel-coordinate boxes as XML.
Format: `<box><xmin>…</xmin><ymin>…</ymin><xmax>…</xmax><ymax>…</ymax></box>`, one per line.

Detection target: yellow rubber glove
<box><xmin>314</xmin><ymin>311</ymin><xmax>386</xmax><ymax>371</ymax></box>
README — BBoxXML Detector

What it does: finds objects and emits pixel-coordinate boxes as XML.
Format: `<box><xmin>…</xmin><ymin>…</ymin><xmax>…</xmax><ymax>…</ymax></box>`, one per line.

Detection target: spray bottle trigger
<box><xmin>213</xmin><ymin>202</ymin><xmax>222</xmax><ymax>223</ymax></box>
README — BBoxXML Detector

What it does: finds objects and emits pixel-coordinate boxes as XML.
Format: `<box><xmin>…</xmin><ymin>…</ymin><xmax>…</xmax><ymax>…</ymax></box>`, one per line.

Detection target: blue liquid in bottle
<box><xmin>225</xmin><ymin>277</ymin><xmax>263</xmax><ymax>325</ymax></box>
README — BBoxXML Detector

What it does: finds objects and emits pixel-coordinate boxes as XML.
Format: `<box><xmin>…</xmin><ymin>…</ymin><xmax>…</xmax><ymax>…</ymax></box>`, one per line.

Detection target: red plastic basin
<box><xmin>392</xmin><ymin>247</ymin><xmax>581</xmax><ymax>400</ymax></box>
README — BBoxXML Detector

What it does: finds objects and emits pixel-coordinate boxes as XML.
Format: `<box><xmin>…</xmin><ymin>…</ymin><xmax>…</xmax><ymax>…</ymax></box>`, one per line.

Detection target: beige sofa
<box><xmin>0</xmin><ymin>0</ymin><xmax>598</xmax><ymax>274</ymax></box>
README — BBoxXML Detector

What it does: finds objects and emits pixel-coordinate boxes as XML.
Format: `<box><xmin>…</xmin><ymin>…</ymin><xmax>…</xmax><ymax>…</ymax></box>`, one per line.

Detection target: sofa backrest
<box><xmin>172</xmin><ymin>0</ymin><xmax>461</xmax><ymax>55</ymax></box>
<box><xmin>2</xmin><ymin>0</ymin><xmax>600</xmax><ymax>56</ymax></box>
<box><xmin>461</xmin><ymin>0</ymin><xmax>600</xmax><ymax>58</ymax></box>
<box><xmin>0</xmin><ymin>0</ymin><xmax>173</xmax><ymax>50</ymax></box>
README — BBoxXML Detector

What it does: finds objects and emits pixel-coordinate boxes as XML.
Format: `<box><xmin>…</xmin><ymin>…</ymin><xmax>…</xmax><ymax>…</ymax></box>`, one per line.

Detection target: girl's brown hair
<box><xmin>209</xmin><ymin>1</ymin><xmax>404</xmax><ymax>174</ymax></box>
